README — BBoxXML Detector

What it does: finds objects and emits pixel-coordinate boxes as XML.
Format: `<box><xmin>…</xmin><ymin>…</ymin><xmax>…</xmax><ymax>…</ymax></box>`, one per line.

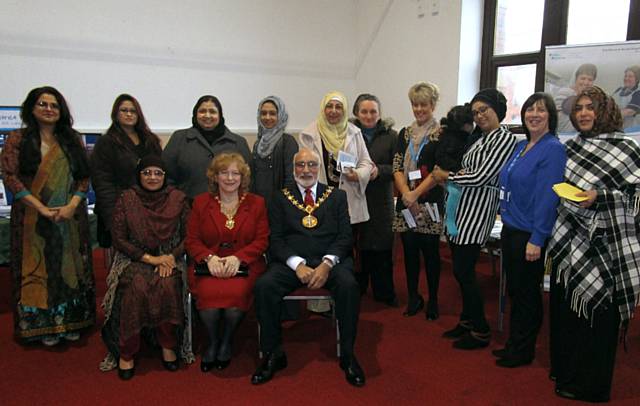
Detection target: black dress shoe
<box><xmin>554</xmin><ymin>388</ymin><xmax>578</xmax><ymax>400</ymax></box>
<box><xmin>403</xmin><ymin>295</ymin><xmax>424</xmax><ymax>317</ymax></box>
<box><xmin>251</xmin><ymin>352</ymin><xmax>287</xmax><ymax>385</ymax></box>
<box><xmin>200</xmin><ymin>360</ymin><xmax>215</xmax><ymax>373</ymax></box>
<box><xmin>118</xmin><ymin>366</ymin><xmax>135</xmax><ymax>381</ymax></box>
<box><xmin>452</xmin><ymin>331</ymin><xmax>490</xmax><ymax>350</ymax></box>
<box><xmin>442</xmin><ymin>323</ymin><xmax>471</xmax><ymax>339</ymax></box>
<box><xmin>339</xmin><ymin>356</ymin><xmax>365</xmax><ymax>387</ymax></box>
<box><xmin>491</xmin><ymin>347</ymin><xmax>509</xmax><ymax>358</ymax></box>
<box><xmin>495</xmin><ymin>355</ymin><xmax>533</xmax><ymax>368</ymax></box>
<box><xmin>378</xmin><ymin>297</ymin><xmax>399</xmax><ymax>308</ymax></box>
<box><xmin>162</xmin><ymin>359</ymin><xmax>179</xmax><ymax>372</ymax></box>
<box><xmin>213</xmin><ymin>358</ymin><xmax>231</xmax><ymax>370</ymax></box>
<box><xmin>425</xmin><ymin>300</ymin><xmax>439</xmax><ymax>320</ymax></box>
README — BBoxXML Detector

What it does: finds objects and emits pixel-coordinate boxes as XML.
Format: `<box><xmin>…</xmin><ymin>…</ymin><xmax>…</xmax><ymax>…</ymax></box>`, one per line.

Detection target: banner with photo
<box><xmin>545</xmin><ymin>40</ymin><xmax>640</xmax><ymax>140</ymax></box>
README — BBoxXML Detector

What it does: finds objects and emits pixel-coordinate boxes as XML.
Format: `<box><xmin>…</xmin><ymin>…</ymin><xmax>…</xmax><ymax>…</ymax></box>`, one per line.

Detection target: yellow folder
<box><xmin>552</xmin><ymin>182</ymin><xmax>588</xmax><ymax>202</ymax></box>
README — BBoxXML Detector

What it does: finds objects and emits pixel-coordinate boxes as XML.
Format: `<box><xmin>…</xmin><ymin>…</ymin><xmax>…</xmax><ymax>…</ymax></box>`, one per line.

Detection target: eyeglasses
<box><xmin>471</xmin><ymin>105</ymin><xmax>490</xmax><ymax>117</ymax></box>
<box><xmin>119</xmin><ymin>108</ymin><xmax>138</xmax><ymax>115</ymax></box>
<box><xmin>140</xmin><ymin>169</ymin><xmax>165</xmax><ymax>177</ymax></box>
<box><xmin>218</xmin><ymin>170</ymin><xmax>242</xmax><ymax>178</ymax></box>
<box><xmin>294</xmin><ymin>161</ymin><xmax>319</xmax><ymax>169</ymax></box>
<box><xmin>36</xmin><ymin>101</ymin><xmax>60</xmax><ymax>111</ymax></box>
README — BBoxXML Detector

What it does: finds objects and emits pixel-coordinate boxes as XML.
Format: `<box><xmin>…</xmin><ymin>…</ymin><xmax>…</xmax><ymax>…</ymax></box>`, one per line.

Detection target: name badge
<box><xmin>408</xmin><ymin>170</ymin><xmax>422</xmax><ymax>181</ymax></box>
<box><xmin>499</xmin><ymin>188</ymin><xmax>509</xmax><ymax>202</ymax></box>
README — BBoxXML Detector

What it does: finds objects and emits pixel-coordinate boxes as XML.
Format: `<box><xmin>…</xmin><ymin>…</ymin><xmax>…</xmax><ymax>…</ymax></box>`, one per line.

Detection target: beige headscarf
<box><xmin>317</xmin><ymin>91</ymin><xmax>349</xmax><ymax>155</ymax></box>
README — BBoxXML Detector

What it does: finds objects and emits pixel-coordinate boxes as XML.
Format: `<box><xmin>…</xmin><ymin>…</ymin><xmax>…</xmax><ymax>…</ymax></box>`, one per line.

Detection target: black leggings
<box><xmin>449</xmin><ymin>242</ymin><xmax>489</xmax><ymax>333</ymax></box>
<box><xmin>400</xmin><ymin>231</ymin><xmax>441</xmax><ymax>304</ymax></box>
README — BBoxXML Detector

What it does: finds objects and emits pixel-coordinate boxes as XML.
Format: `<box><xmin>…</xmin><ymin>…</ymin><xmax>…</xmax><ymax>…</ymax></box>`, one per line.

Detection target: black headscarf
<box><xmin>192</xmin><ymin>95</ymin><xmax>226</xmax><ymax>144</ymax></box>
<box><xmin>470</xmin><ymin>88</ymin><xmax>507</xmax><ymax>122</ymax></box>
<box><xmin>136</xmin><ymin>154</ymin><xmax>167</xmax><ymax>190</ymax></box>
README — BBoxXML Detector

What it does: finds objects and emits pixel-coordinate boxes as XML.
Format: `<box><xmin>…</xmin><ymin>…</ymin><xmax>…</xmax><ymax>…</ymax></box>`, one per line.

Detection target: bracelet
<box><xmin>205</xmin><ymin>254</ymin><xmax>214</xmax><ymax>263</ymax></box>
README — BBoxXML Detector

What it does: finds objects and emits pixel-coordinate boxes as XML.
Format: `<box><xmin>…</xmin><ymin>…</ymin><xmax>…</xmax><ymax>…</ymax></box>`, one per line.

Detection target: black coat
<box><xmin>268</xmin><ymin>183</ymin><xmax>352</xmax><ymax>267</ymax></box>
<box><xmin>435</xmin><ymin>128</ymin><xmax>469</xmax><ymax>172</ymax></box>
<box><xmin>90</xmin><ymin>132</ymin><xmax>162</xmax><ymax>246</ymax></box>
<box><xmin>250</xmin><ymin>133</ymin><xmax>299</xmax><ymax>205</ymax></box>
<box><xmin>353</xmin><ymin>118</ymin><xmax>397</xmax><ymax>251</ymax></box>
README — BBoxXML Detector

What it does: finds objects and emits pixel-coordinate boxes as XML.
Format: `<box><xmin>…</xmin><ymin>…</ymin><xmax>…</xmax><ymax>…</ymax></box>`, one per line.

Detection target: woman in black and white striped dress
<box><xmin>432</xmin><ymin>89</ymin><xmax>517</xmax><ymax>350</ymax></box>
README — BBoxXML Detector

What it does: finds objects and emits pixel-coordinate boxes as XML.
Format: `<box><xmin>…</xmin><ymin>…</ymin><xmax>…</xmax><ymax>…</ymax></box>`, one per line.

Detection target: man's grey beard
<box><xmin>295</xmin><ymin>174</ymin><xmax>316</xmax><ymax>188</ymax></box>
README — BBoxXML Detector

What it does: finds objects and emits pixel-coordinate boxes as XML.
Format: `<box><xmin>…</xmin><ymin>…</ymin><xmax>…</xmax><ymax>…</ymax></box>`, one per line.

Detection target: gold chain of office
<box><xmin>282</xmin><ymin>186</ymin><xmax>334</xmax><ymax>228</ymax></box>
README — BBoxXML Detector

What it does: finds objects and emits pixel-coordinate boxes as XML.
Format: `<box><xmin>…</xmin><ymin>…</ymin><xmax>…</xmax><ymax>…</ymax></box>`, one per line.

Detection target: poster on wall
<box><xmin>0</xmin><ymin>106</ymin><xmax>21</xmax><ymax>206</ymax></box>
<box><xmin>0</xmin><ymin>106</ymin><xmax>21</xmax><ymax>149</ymax></box>
<box><xmin>545</xmin><ymin>40</ymin><xmax>640</xmax><ymax>140</ymax></box>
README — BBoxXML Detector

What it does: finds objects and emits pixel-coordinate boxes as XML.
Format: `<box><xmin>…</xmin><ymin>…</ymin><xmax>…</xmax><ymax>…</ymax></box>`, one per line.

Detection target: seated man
<box><xmin>251</xmin><ymin>148</ymin><xmax>365</xmax><ymax>387</ymax></box>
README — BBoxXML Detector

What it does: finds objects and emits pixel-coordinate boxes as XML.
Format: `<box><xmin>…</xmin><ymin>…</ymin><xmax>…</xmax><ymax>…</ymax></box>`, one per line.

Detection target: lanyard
<box><xmin>409</xmin><ymin>137</ymin><xmax>428</xmax><ymax>163</ymax></box>
<box><xmin>504</xmin><ymin>143</ymin><xmax>527</xmax><ymax>181</ymax></box>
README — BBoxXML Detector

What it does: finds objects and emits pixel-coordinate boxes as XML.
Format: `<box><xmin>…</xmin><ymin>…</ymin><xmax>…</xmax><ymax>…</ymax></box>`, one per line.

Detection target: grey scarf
<box><xmin>255</xmin><ymin>95</ymin><xmax>288</xmax><ymax>158</ymax></box>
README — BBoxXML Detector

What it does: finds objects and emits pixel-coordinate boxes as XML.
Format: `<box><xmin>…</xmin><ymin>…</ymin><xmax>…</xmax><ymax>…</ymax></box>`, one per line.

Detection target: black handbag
<box><xmin>194</xmin><ymin>261</ymin><xmax>249</xmax><ymax>277</ymax></box>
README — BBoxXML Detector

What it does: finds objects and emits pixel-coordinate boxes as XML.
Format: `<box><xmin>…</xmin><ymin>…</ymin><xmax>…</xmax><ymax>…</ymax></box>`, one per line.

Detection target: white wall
<box><xmin>0</xmin><ymin>0</ymin><xmax>358</xmax><ymax>133</ymax></box>
<box><xmin>0</xmin><ymin>0</ymin><xmax>484</xmax><ymax>134</ymax></box>
<box><xmin>355</xmin><ymin>0</ymin><xmax>483</xmax><ymax>126</ymax></box>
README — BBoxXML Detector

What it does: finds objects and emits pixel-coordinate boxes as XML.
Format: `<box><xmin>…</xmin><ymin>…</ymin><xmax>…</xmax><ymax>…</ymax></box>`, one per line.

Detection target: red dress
<box><xmin>185</xmin><ymin>192</ymin><xmax>269</xmax><ymax>311</ymax></box>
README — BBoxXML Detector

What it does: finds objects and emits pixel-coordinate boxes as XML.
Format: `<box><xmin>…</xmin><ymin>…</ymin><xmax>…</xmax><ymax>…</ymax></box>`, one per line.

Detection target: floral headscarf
<box><xmin>570</xmin><ymin>85</ymin><xmax>623</xmax><ymax>136</ymax></box>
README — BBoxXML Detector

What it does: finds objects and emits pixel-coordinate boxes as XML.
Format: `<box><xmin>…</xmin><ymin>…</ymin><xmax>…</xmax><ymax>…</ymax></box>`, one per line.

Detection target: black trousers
<box><xmin>550</xmin><ymin>267</ymin><xmax>620</xmax><ymax>402</ymax></box>
<box><xmin>254</xmin><ymin>259</ymin><xmax>360</xmax><ymax>358</ymax></box>
<box><xmin>449</xmin><ymin>242</ymin><xmax>489</xmax><ymax>333</ymax></box>
<box><xmin>400</xmin><ymin>232</ymin><xmax>441</xmax><ymax>304</ymax></box>
<box><xmin>355</xmin><ymin>249</ymin><xmax>396</xmax><ymax>302</ymax></box>
<box><xmin>500</xmin><ymin>226</ymin><xmax>545</xmax><ymax>359</ymax></box>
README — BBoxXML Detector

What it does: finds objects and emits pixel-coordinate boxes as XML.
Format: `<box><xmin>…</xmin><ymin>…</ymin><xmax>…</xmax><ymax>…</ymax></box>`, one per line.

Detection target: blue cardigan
<box><xmin>498</xmin><ymin>133</ymin><xmax>567</xmax><ymax>246</ymax></box>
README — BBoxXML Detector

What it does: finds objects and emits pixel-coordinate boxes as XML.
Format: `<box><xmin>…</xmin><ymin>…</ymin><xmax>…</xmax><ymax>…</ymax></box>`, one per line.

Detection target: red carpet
<box><xmin>1</xmin><ymin>242</ymin><xmax>639</xmax><ymax>405</ymax></box>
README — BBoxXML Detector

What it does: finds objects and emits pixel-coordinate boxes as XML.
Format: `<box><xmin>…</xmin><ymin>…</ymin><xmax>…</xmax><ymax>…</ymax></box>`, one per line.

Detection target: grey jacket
<box><xmin>162</xmin><ymin>126</ymin><xmax>251</xmax><ymax>198</ymax></box>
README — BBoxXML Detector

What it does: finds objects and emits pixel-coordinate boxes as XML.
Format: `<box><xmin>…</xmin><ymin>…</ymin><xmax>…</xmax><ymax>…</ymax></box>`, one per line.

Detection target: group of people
<box><xmin>2</xmin><ymin>82</ymin><xmax>639</xmax><ymax>401</ymax></box>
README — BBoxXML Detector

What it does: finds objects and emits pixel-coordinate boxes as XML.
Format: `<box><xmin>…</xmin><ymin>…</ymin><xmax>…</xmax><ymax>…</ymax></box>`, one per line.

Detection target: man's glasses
<box><xmin>140</xmin><ymin>169</ymin><xmax>165</xmax><ymax>177</ymax></box>
<box><xmin>294</xmin><ymin>161</ymin><xmax>319</xmax><ymax>169</ymax></box>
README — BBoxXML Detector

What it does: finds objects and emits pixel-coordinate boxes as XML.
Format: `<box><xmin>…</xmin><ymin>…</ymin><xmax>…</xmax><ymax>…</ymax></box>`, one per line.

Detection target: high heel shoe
<box><xmin>118</xmin><ymin>358</ymin><xmax>135</xmax><ymax>380</ymax></box>
<box><xmin>403</xmin><ymin>295</ymin><xmax>424</xmax><ymax>317</ymax></box>
<box><xmin>200</xmin><ymin>360</ymin><xmax>215</xmax><ymax>373</ymax></box>
<box><xmin>162</xmin><ymin>359</ymin><xmax>179</xmax><ymax>372</ymax></box>
<box><xmin>425</xmin><ymin>300</ymin><xmax>439</xmax><ymax>320</ymax></box>
<box><xmin>118</xmin><ymin>366</ymin><xmax>135</xmax><ymax>380</ymax></box>
<box><xmin>213</xmin><ymin>358</ymin><xmax>231</xmax><ymax>370</ymax></box>
<box><xmin>162</xmin><ymin>348</ymin><xmax>179</xmax><ymax>371</ymax></box>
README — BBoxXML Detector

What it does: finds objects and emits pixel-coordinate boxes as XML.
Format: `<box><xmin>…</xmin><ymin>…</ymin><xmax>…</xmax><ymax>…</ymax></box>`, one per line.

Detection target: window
<box><xmin>496</xmin><ymin>64</ymin><xmax>537</xmax><ymax>124</ymax></box>
<box><xmin>566</xmin><ymin>0</ymin><xmax>630</xmax><ymax>45</ymax></box>
<box><xmin>493</xmin><ymin>0</ymin><xmax>545</xmax><ymax>56</ymax></box>
<box><xmin>480</xmin><ymin>0</ymin><xmax>639</xmax><ymax>124</ymax></box>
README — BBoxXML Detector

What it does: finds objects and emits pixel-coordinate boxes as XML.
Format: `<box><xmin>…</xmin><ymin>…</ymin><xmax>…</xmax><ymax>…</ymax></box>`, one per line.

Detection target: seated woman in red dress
<box><xmin>186</xmin><ymin>153</ymin><xmax>269</xmax><ymax>372</ymax></box>
<box><xmin>100</xmin><ymin>155</ymin><xmax>191</xmax><ymax>380</ymax></box>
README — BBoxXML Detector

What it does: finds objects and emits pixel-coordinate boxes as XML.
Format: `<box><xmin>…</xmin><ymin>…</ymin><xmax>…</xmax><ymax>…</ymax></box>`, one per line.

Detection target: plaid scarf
<box><xmin>547</xmin><ymin>132</ymin><xmax>640</xmax><ymax>324</ymax></box>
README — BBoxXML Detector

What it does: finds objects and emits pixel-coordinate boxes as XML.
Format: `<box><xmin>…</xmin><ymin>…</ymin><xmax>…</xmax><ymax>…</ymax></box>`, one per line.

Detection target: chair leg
<box><xmin>257</xmin><ymin>323</ymin><xmax>263</xmax><ymax>359</ymax></box>
<box><xmin>336</xmin><ymin>319</ymin><xmax>341</xmax><ymax>358</ymax></box>
<box><xmin>186</xmin><ymin>292</ymin><xmax>193</xmax><ymax>353</ymax></box>
<box><xmin>331</xmin><ymin>299</ymin><xmax>340</xmax><ymax>357</ymax></box>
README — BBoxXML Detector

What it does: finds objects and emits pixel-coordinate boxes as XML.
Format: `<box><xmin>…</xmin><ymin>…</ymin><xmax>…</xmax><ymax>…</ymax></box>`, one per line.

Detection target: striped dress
<box><xmin>448</xmin><ymin>126</ymin><xmax>517</xmax><ymax>245</ymax></box>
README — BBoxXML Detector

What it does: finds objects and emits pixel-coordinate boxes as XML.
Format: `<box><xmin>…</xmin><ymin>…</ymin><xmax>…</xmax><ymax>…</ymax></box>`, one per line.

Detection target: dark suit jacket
<box><xmin>268</xmin><ymin>183</ymin><xmax>352</xmax><ymax>267</ymax></box>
